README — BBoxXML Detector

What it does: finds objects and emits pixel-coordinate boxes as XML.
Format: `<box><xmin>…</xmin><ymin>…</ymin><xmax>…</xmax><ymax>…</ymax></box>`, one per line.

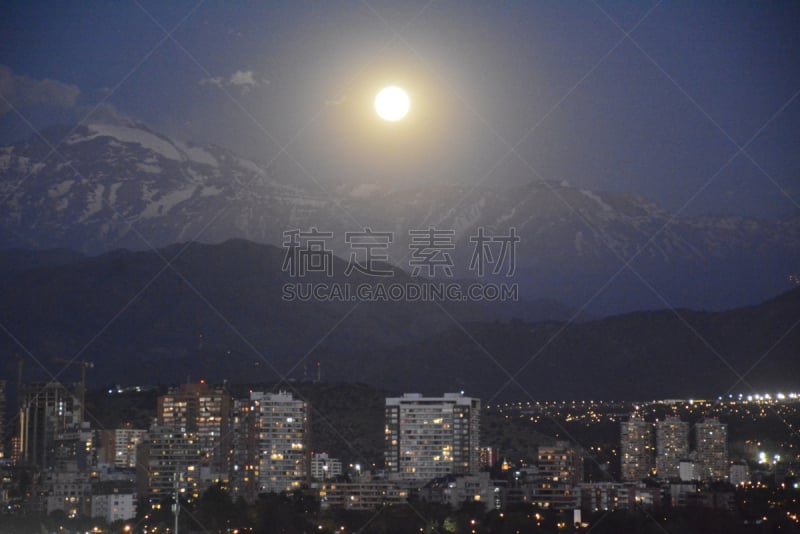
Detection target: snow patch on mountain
<box><xmin>141</xmin><ymin>183</ymin><xmax>155</xmax><ymax>203</ymax></box>
<box><xmin>136</xmin><ymin>163</ymin><xmax>162</xmax><ymax>174</ymax></box>
<box><xmin>108</xmin><ymin>182</ymin><xmax>123</xmax><ymax>206</ymax></box>
<box><xmin>0</xmin><ymin>152</ymin><xmax>43</xmax><ymax>175</ymax></box>
<box><xmin>139</xmin><ymin>186</ymin><xmax>197</xmax><ymax>219</ymax></box>
<box><xmin>48</xmin><ymin>180</ymin><xmax>74</xmax><ymax>198</ymax></box>
<box><xmin>81</xmin><ymin>124</ymin><xmax>182</xmax><ymax>161</ymax></box>
<box><xmin>174</xmin><ymin>140</ymin><xmax>218</xmax><ymax>167</ymax></box>
<box><xmin>186</xmin><ymin>147</ymin><xmax>217</xmax><ymax>167</ymax></box>
<box><xmin>200</xmin><ymin>186</ymin><xmax>222</xmax><ymax>197</ymax></box>
<box><xmin>186</xmin><ymin>168</ymin><xmax>210</xmax><ymax>183</ymax></box>
<box><xmin>581</xmin><ymin>189</ymin><xmax>613</xmax><ymax>213</ymax></box>
<box><xmin>14</xmin><ymin>156</ymin><xmax>29</xmax><ymax>171</ymax></box>
<box><xmin>237</xmin><ymin>158</ymin><xmax>265</xmax><ymax>175</ymax></box>
<box><xmin>79</xmin><ymin>184</ymin><xmax>105</xmax><ymax>222</ymax></box>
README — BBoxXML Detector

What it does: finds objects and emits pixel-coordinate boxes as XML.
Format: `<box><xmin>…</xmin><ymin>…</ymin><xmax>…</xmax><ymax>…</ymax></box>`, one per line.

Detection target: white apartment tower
<box><xmin>695</xmin><ymin>418</ymin><xmax>728</xmax><ymax>481</ymax></box>
<box><xmin>384</xmin><ymin>393</ymin><xmax>480</xmax><ymax>483</ymax></box>
<box><xmin>620</xmin><ymin>414</ymin><xmax>654</xmax><ymax>482</ymax></box>
<box><xmin>655</xmin><ymin>416</ymin><xmax>689</xmax><ymax>480</ymax></box>
<box><xmin>251</xmin><ymin>391</ymin><xmax>310</xmax><ymax>493</ymax></box>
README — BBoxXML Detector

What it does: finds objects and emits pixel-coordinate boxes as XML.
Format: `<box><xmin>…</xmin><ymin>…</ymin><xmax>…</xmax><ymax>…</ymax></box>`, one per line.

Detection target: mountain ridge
<box><xmin>1</xmin><ymin>122</ymin><xmax>798</xmax><ymax>314</ymax></box>
<box><xmin>0</xmin><ymin>239</ymin><xmax>797</xmax><ymax>401</ymax></box>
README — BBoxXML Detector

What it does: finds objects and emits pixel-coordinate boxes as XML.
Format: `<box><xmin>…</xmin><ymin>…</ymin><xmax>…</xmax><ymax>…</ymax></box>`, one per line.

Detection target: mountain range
<box><xmin>1</xmin><ymin>121</ymin><xmax>798</xmax><ymax>315</ymax></box>
<box><xmin>0</xmin><ymin>239</ymin><xmax>797</xmax><ymax>401</ymax></box>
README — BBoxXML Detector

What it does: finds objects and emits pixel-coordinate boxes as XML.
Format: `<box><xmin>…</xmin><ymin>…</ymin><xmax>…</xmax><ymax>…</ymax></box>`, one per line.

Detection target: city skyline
<box><xmin>0</xmin><ymin>376</ymin><xmax>798</xmax><ymax>532</ymax></box>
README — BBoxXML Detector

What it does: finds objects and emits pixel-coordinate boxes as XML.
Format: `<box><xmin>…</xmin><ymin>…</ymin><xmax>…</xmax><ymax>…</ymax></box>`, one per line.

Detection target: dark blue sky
<box><xmin>1</xmin><ymin>1</ymin><xmax>798</xmax><ymax>219</ymax></box>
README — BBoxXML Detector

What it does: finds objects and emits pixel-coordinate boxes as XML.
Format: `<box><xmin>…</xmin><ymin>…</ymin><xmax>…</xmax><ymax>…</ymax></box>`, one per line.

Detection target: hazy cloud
<box><xmin>229</xmin><ymin>70</ymin><xmax>256</xmax><ymax>90</ymax></box>
<box><xmin>200</xmin><ymin>70</ymin><xmax>266</xmax><ymax>95</ymax></box>
<box><xmin>325</xmin><ymin>95</ymin><xmax>347</xmax><ymax>107</ymax></box>
<box><xmin>0</xmin><ymin>65</ymin><xmax>80</xmax><ymax>116</ymax></box>
<box><xmin>199</xmin><ymin>76</ymin><xmax>224</xmax><ymax>89</ymax></box>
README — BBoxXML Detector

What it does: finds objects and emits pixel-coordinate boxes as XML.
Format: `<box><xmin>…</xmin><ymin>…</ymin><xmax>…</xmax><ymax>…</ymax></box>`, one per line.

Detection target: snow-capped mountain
<box><xmin>0</xmin><ymin>122</ymin><xmax>318</xmax><ymax>252</ymax></box>
<box><xmin>1</xmin><ymin>122</ymin><xmax>797</xmax><ymax>313</ymax></box>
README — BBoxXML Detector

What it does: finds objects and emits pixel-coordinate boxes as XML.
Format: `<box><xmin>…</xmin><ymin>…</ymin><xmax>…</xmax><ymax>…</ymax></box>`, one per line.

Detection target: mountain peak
<box><xmin>1</xmin><ymin>122</ymin><xmax>798</xmax><ymax>313</ymax></box>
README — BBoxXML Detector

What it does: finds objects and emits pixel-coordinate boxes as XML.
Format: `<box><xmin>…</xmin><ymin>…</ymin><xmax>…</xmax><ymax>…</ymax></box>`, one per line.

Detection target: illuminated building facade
<box><xmin>144</xmin><ymin>425</ymin><xmax>202</xmax><ymax>501</ymax></box>
<box><xmin>251</xmin><ymin>391</ymin><xmax>310</xmax><ymax>493</ymax></box>
<box><xmin>479</xmin><ymin>446</ymin><xmax>500</xmax><ymax>469</ymax></box>
<box><xmin>655</xmin><ymin>416</ymin><xmax>689</xmax><ymax>480</ymax></box>
<box><xmin>99</xmin><ymin>426</ymin><xmax>147</xmax><ymax>469</ymax></box>
<box><xmin>320</xmin><ymin>479</ymin><xmax>408</xmax><ymax>510</ymax></box>
<box><xmin>695</xmin><ymin>418</ymin><xmax>728</xmax><ymax>481</ymax></box>
<box><xmin>384</xmin><ymin>393</ymin><xmax>480</xmax><ymax>482</ymax></box>
<box><xmin>230</xmin><ymin>397</ymin><xmax>259</xmax><ymax>502</ymax></box>
<box><xmin>620</xmin><ymin>415</ymin><xmax>654</xmax><ymax>482</ymax></box>
<box><xmin>311</xmin><ymin>452</ymin><xmax>343</xmax><ymax>481</ymax></box>
<box><xmin>157</xmin><ymin>382</ymin><xmax>231</xmax><ymax>475</ymax></box>
<box><xmin>538</xmin><ymin>441</ymin><xmax>584</xmax><ymax>485</ymax></box>
<box><xmin>90</xmin><ymin>481</ymin><xmax>138</xmax><ymax>523</ymax></box>
<box><xmin>41</xmin><ymin>462</ymin><xmax>92</xmax><ymax>516</ymax></box>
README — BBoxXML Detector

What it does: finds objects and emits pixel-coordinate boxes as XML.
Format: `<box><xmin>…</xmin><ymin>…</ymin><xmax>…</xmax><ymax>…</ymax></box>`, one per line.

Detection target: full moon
<box><xmin>374</xmin><ymin>86</ymin><xmax>410</xmax><ymax>122</ymax></box>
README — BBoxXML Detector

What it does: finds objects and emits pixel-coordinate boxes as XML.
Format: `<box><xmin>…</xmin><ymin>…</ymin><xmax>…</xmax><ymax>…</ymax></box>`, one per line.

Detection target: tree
<box><xmin>194</xmin><ymin>483</ymin><xmax>237</xmax><ymax>533</ymax></box>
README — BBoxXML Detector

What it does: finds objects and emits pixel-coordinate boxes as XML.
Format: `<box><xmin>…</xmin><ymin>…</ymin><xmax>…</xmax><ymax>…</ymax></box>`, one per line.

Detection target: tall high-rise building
<box><xmin>695</xmin><ymin>418</ymin><xmax>728</xmax><ymax>481</ymax></box>
<box><xmin>143</xmin><ymin>425</ymin><xmax>203</xmax><ymax>501</ymax></box>
<box><xmin>250</xmin><ymin>391</ymin><xmax>310</xmax><ymax>494</ymax></box>
<box><xmin>620</xmin><ymin>415</ymin><xmax>654</xmax><ymax>482</ymax></box>
<box><xmin>157</xmin><ymin>382</ymin><xmax>231</xmax><ymax>475</ymax></box>
<box><xmin>18</xmin><ymin>382</ymin><xmax>81</xmax><ymax>469</ymax></box>
<box><xmin>655</xmin><ymin>416</ymin><xmax>689</xmax><ymax>480</ymax></box>
<box><xmin>538</xmin><ymin>441</ymin><xmax>584</xmax><ymax>485</ymax></box>
<box><xmin>230</xmin><ymin>397</ymin><xmax>259</xmax><ymax>503</ymax></box>
<box><xmin>384</xmin><ymin>393</ymin><xmax>480</xmax><ymax>482</ymax></box>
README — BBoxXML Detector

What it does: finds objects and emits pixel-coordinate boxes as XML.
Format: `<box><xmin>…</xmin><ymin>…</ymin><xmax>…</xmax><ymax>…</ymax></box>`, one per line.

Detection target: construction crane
<box><xmin>52</xmin><ymin>358</ymin><xmax>94</xmax><ymax>422</ymax></box>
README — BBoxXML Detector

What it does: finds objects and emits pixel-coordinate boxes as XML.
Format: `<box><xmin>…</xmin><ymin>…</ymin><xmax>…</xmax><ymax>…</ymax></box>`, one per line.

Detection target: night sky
<box><xmin>1</xmin><ymin>1</ymin><xmax>799</xmax><ymax>219</ymax></box>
